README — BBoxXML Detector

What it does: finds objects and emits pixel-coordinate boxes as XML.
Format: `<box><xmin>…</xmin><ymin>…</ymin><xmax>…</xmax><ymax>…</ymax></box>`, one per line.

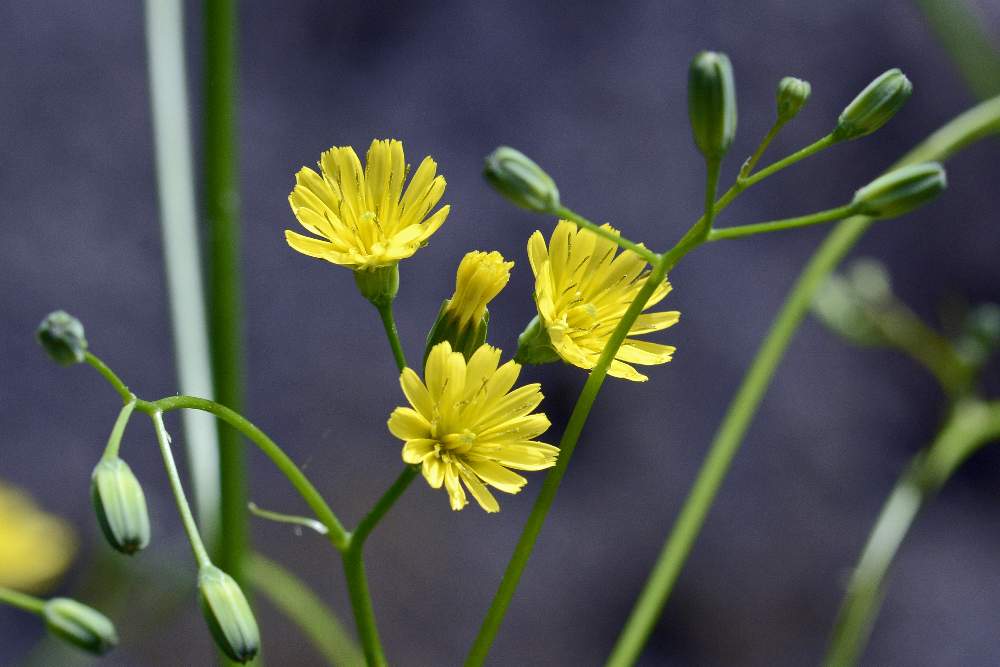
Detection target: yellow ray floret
<box><xmin>446</xmin><ymin>250</ymin><xmax>514</xmax><ymax>329</ymax></box>
<box><xmin>388</xmin><ymin>342</ymin><xmax>557</xmax><ymax>512</ymax></box>
<box><xmin>0</xmin><ymin>483</ymin><xmax>76</xmax><ymax>592</ymax></box>
<box><xmin>528</xmin><ymin>220</ymin><xmax>680</xmax><ymax>382</ymax></box>
<box><xmin>286</xmin><ymin>138</ymin><xmax>451</xmax><ymax>270</ymax></box>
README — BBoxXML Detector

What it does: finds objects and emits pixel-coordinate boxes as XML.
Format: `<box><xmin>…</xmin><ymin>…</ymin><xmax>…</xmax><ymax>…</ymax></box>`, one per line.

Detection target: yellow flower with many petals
<box><xmin>388</xmin><ymin>342</ymin><xmax>557</xmax><ymax>512</ymax></box>
<box><xmin>527</xmin><ymin>220</ymin><xmax>679</xmax><ymax>382</ymax></box>
<box><xmin>446</xmin><ymin>251</ymin><xmax>514</xmax><ymax>330</ymax></box>
<box><xmin>0</xmin><ymin>483</ymin><xmax>76</xmax><ymax>592</ymax></box>
<box><xmin>286</xmin><ymin>139</ymin><xmax>450</xmax><ymax>270</ymax></box>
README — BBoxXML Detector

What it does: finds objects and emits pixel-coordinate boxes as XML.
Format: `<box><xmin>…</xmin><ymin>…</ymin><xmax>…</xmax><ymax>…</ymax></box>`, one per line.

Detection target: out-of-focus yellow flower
<box><xmin>0</xmin><ymin>483</ymin><xmax>75</xmax><ymax>592</ymax></box>
<box><xmin>286</xmin><ymin>138</ymin><xmax>450</xmax><ymax>270</ymax></box>
<box><xmin>447</xmin><ymin>251</ymin><xmax>513</xmax><ymax>330</ymax></box>
<box><xmin>527</xmin><ymin>220</ymin><xmax>679</xmax><ymax>382</ymax></box>
<box><xmin>388</xmin><ymin>342</ymin><xmax>556</xmax><ymax>512</ymax></box>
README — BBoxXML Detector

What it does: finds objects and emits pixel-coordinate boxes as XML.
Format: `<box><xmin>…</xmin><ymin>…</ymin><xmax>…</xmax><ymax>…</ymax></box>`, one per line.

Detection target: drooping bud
<box><xmin>36</xmin><ymin>311</ymin><xmax>88</xmax><ymax>365</ymax></box>
<box><xmin>353</xmin><ymin>263</ymin><xmax>399</xmax><ymax>308</ymax></box>
<box><xmin>833</xmin><ymin>68</ymin><xmax>912</xmax><ymax>141</ymax></box>
<box><xmin>851</xmin><ymin>162</ymin><xmax>947</xmax><ymax>219</ymax></box>
<box><xmin>91</xmin><ymin>458</ymin><xmax>150</xmax><ymax>555</ymax></box>
<box><xmin>198</xmin><ymin>565</ymin><xmax>260</xmax><ymax>663</ymax></box>
<box><xmin>425</xmin><ymin>251</ymin><xmax>513</xmax><ymax>362</ymax></box>
<box><xmin>688</xmin><ymin>51</ymin><xmax>737</xmax><ymax>160</ymax></box>
<box><xmin>776</xmin><ymin>76</ymin><xmax>811</xmax><ymax>123</ymax></box>
<box><xmin>42</xmin><ymin>598</ymin><xmax>118</xmax><ymax>655</ymax></box>
<box><xmin>483</xmin><ymin>146</ymin><xmax>560</xmax><ymax>213</ymax></box>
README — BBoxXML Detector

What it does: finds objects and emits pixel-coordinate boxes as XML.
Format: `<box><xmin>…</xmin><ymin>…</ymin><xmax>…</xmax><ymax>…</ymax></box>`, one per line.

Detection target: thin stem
<box><xmin>740</xmin><ymin>134</ymin><xmax>838</xmax><ymax>188</ymax></box>
<box><xmin>0</xmin><ymin>586</ymin><xmax>46</xmax><ymax>615</ymax></box>
<box><xmin>914</xmin><ymin>0</ymin><xmax>1000</xmax><ymax>101</ymax></box>
<box><xmin>376</xmin><ymin>303</ymin><xmax>407</xmax><ymax>371</ymax></box>
<box><xmin>739</xmin><ymin>120</ymin><xmax>786</xmax><ymax>179</ymax></box>
<box><xmin>555</xmin><ymin>206</ymin><xmax>659</xmax><ymax>264</ymax></box>
<box><xmin>696</xmin><ymin>159</ymin><xmax>722</xmax><ymax>238</ymax></box>
<box><xmin>152</xmin><ymin>395</ymin><xmax>349</xmax><ymax>550</ymax></box>
<box><xmin>606</xmin><ymin>94</ymin><xmax>1000</xmax><ymax>667</ymax></box>
<box><xmin>708</xmin><ymin>204</ymin><xmax>858</xmax><ymax>242</ymax></box>
<box><xmin>204</xmin><ymin>0</ymin><xmax>247</xmax><ymax>587</ymax></box>
<box><xmin>101</xmin><ymin>399</ymin><xmax>137</xmax><ymax>460</ymax></box>
<box><xmin>350</xmin><ymin>466</ymin><xmax>418</xmax><ymax>549</ymax></box>
<box><xmin>85</xmin><ymin>352</ymin><xmax>133</xmax><ymax>404</ymax></box>
<box><xmin>465</xmin><ymin>257</ymin><xmax>671</xmax><ymax>667</ymax></box>
<box><xmin>248</xmin><ymin>503</ymin><xmax>329</xmax><ymax>536</ymax></box>
<box><xmin>151</xmin><ymin>410</ymin><xmax>212</xmax><ymax>568</ymax></box>
<box><xmin>246</xmin><ymin>552</ymin><xmax>365</xmax><ymax>667</ymax></box>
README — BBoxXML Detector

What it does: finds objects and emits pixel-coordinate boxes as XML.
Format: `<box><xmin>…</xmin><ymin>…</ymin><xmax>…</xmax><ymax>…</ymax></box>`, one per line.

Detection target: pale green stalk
<box><xmin>0</xmin><ymin>587</ymin><xmax>46</xmax><ymax>615</ymax></box>
<box><xmin>708</xmin><ymin>203</ymin><xmax>858</xmax><ymax>241</ymax></box>
<box><xmin>143</xmin><ymin>0</ymin><xmax>219</xmax><ymax>536</ymax></box>
<box><xmin>606</xmin><ymin>95</ymin><xmax>1000</xmax><ymax>666</ymax></box>
<box><xmin>101</xmin><ymin>399</ymin><xmax>137</xmax><ymax>460</ymax></box>
<box><xmin>914</xmin><ymin>0</ymin><xmax>1000</xmax><ymax>100</ymax></box>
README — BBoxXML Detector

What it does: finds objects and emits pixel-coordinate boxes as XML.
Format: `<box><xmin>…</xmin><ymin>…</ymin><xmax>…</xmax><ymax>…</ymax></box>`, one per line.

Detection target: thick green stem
<box><xmin>708</xmin><ymin>203</ymin><xmax>858</xmax><ymax>241</ymax></box>
<box><xmin>203</xmin><ymin>0</ymin><xmax>246</xmax><ymax>589</ymax></box>
<box><xmin>0</xmin><ymin>587</ymin><xmax>46</xmax><ymax>615</ymax></box>
<box><xmin>151</xmin><ymin>411</ymin><xmax>212</xmax><ymax>568</ymax></box>
<box><xmin>247</xmin><ymin>553</ymin><xmax>364</xmax><ymax>667</ymax></box>
<box><xmin>606</xmin><ymin>95</ymin><xmax>1000</xmax><ymax>666</ymax></box>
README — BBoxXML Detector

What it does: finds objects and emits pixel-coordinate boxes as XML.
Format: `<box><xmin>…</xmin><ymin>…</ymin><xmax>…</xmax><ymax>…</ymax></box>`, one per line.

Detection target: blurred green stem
<box><xmin>0</xmin><ymin>587</ymin><xmax>45</xmax><ymax>615</ymax></box>
<box><xmin>914</xmin><ymin>0</ymin><xmax>1000</xmax><ymax>100</ymax></box>
<box><xmin>606</xmin><ymin>95</ymin><xmax>1000</xmax><ymax>666</ymax></box>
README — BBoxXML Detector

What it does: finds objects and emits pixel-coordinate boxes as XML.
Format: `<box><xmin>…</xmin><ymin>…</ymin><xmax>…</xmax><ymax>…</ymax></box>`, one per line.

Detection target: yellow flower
<box><xmin>446</xmin><ymin>251</ymin><xmax>514</xmax><ymax>329</ymax></box>
<box><xmin>286</xmin><ymin>138</ymin><xmax>450</xmax><ymax>270</ymax></box>
<box><xmin>388</xmin><ymin>342</ymin><xmax>557</xmax><ymax>512</ymax></box>
<box><xmin>527</xmin><ymin>220</ymin><xmax>680</xmax><ymax>382</ymax></box>
<box><xmin>0</xmin><ymin>483</ymin><xmax>76</xmax><ymax>592</ymax></box>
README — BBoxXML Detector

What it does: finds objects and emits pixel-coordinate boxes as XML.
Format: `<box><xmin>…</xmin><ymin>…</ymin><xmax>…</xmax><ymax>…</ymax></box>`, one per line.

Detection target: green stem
<box><xmin>914</xmin><ymin>0</ymin><xmax>1000</xmax><ymax>101</ymax></box>
<box><xmin>152</xmin><ymin>395</ymin><xmax>349</xmax><ymax>550</ymax></box>
<box><xmin>246</xmin><ymin>553</ymin><xmax>365</xmax><ymax>667</ymax></box>
<box><xmin>739</xmin><ymin>120</ymin><xmax>786</xmax><ymax>179</ymax></box>
<box><xmin>376</xmin><ymin>303</ymin><xmax>407</xmax><ymax>372</ymax></box>
<box><xmin>0</xmin><ymin>586</ymin><xmax>46</xmax><ymax>615</ymax></box>
<box><xmin>85</xmin><ymin>352</ymin><xmax>133</xmax><ymax>403</ymax></box>
<box><xmin>151</xmin><ymin>410</ymin><xmax>212</xmax><ymax>568</ymax></box>
<box><xmin>203</xmin><ymin>0</ymin><xmax>247</xmax><ymax>587</ymax></box>
<box><xmin>740</xmin><ymin>134</ymin><xmax>838</xmax><ymax>187</ymax></box>
<box><xmin>248</xmin><ymin>503</ymin><xmax>329</xmax><ymax>536</ymax></box>
<box><xmin>465</xmin><ymin>257</ymin><xmax>671</xmax><ymax>667</ymax></box>
<box><xmin>708</xmin><ymin>203</ymin><xmax>858</xmax><ymax>241</ymax></box>
<box><xmin>605</xmin><ymin>94</ymin><xmax>1000</xmax><ymax>667</ymax></box>
<box><xmin>101</xmin><ymin>399</ymin><xmax>137</xmax><ymax>460</ymax></box>
<box><xmin>555</xmin><ymin>206</ymin><xmax>660</xmax><ymax>264</ymax></box>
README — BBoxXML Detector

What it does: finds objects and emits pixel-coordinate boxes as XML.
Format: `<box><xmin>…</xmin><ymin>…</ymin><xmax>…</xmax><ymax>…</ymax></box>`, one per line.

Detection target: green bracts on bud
<box><xmin>776</xmin><ymin>76</ymin><xmax>810</xmax><ymax>123</ymax></box>
<box><xmin>354</xmin><ymin>263</ymin><xmax>399</xmax><ymax>308</ymax></box>
<box><xmin>91</xmin><ymin>458</ymin><xmax>150</xmax><ymax>555</ymax></box>
<box><xmin>833</xmin><ymin>68</ymin><xmax>912</xmax><ymax>141</ymax></box>
<box><xmin>514</xmin><ymin>315</ymin><xmax>561</xmax><ymax>366</ymax></box>
<box><xmin>43</xmin><ymin>598</ymin><xmax>118</xmax><ymax>655</ymax></box>
<box><xmin>851</xmin><ymin>162</ymin><xmax>947</xmax><ymax>219</ymax></box>
<box><xmin>425</xmin><ymin>299</ymin><xmax>489</xmax><ymax>365</ymax></box>
<box><xmin>688</xmin><ymin>51</ymin><xmax>737</xmax><ymax>160</ymax></box>
<box><xmin>198</xmin><ymin>565</ymin><xmax>260</xmax><ymax>663</ymax></box>
<box><xmin>483</xmin><ymin>146</ymin><xmax>560</xmax><ymax>213</ymax></box>
<box><xmin>36</xmin><ymin>311</ymin><xmax>88</xmax><ymax>365</ymax></box>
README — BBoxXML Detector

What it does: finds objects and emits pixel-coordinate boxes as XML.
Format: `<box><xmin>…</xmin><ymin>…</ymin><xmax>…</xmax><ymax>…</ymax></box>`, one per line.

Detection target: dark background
<box><xmin>2</xmin><ymin>1</ymin><xmax>1000</xmax><ymax>665</ymax></box>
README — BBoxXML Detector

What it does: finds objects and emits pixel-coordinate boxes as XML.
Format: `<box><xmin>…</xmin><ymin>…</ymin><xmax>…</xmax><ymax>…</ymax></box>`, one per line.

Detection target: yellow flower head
<box><xmin>445</xmin><ymin>251</ymin><xmax>514</xmax><ymax>330</ymax></box>
<box><xmin>286</xmin><ymin>138</ymin><xmax>450</xmax><ymax>270</ymax></box>
<box><xmin>528</xmin><ymin>220</ymin><xmax>680</xmax><ymax>382</ymax></box>
<box><xmin>0</xmin><ymin>483</ymin><xmax>76</xmax><ymax>592</ymax></box>
<box><xmin>388</xmin><ymin>342</ymin><xmax>557</xmax><ymax>512</ymax></box>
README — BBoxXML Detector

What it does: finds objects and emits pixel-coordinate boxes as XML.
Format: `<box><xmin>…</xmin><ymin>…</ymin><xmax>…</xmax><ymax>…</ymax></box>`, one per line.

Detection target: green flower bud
<box><xmin>483</xmin><ymin>146</ymin><xmax>560</xmax><ymax>213</ymax></box>
<box><xmin>688</xmin><ymin>51</ymin><xmax>737</xmax><ymax>160</ymax></box>
<box><xmin>36</xmin><ymin>311</ymin><xmax>88</xmax><ymax>365</ymax></box>
<box><xmin>776</xmin><ymin>76</ymin><xmax>811</xmax><ymax>123</ymax></box>
<box><xmin>514</xmin><ymin>315</ymin><xmax>561</xmax><ymax>365</ymax></box>
<box><xmin>833</xmin><ymin>68</ymin><xmax>912</xmax><ymax>141</ymax></box>
<box><xmin>353</xmin><ymin>263</ymin><xmax>399</xmax><ymax>308</ymax></box>
<box><xmin>43</xmin><ymin>598</ymin><xmax>118</xmax><ymax>655</ymax></box>
<box><xmin>91</xmin><ymin>457</ymin><xmax>150</xmax><ymax>555</ymax></box>
<box><xmin>198</xmin><ymin>565</ymin><xmax>260</xmax><ymax>663</ymax></box>
<box><xmin>851</xmin><ymin>162</ymin><xmax>947</xmax><ymax>219</ymax></box>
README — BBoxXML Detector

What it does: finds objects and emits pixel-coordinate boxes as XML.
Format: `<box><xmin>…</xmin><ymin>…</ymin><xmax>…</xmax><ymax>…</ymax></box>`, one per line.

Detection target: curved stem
<box><xmin>151</xmin><ymin>410</ymin><xmax>212</xmax><ymax>568</ymax></box>
<box><xmin>85</xmin><ymin>352</ymin><xmax>133</xmax><ymax>404</ymax></box>
<box><xmin>606</xmin><ymin>94</ymin><xmax>1000</xmax><ymax>666</ymax></box>
<box><xmin>708</xmin><ymin>203</ymin><xmax>858</xmax><ymax>241</ymax></box>
<box><xmin>741</xmin><ymin>134</ymin><xmax>838</xmax><ymax>187</ymax></box>
<box><xmin>101</xmin><ymin>399</ymin><xmax>137</xmax><ymax>460</ymax></box>
<box><xmin>246</xmin><ymin>553</ymin><xmax>365</xmax><ymax>667</ymax></box>
<box><xmin>376</xmin><ymin>303</ymin><xmax>407</xmax><ymax>372</ymax></box>
<box><xmin>0</xmin><ymin>586</ymin><xmax>46</xmax><ymax>615</ymax></box>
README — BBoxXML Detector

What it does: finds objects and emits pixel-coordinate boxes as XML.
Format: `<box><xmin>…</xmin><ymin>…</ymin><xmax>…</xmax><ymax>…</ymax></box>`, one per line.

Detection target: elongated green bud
<box><xmin>833</xmin><ymin>68</ymin><xmax>912</xmax><ymax>141</ymax></box>
<box><xmin>198</xmin><ymin>565</ymin><xmax>260</xmax><ymax>663</ymax></box>
<box><xmin>852</xmin><ymin>162</ymin><xmax>946</xmax><ymax>219</ymax></box>
<box><xmin>43</xmin><ymin>598</ymin><xmax>118</xmax><ymax>655</ymax></box>
<box><xmin>688</xmin><ymin>51</ymin><xmax>737</xmax><ymax>160</ymax></box>
<box><xmin>353</xmin><ymin>263</ymin><xmax>399</xmax><ymax>308</ymax></box>
<box><xmin>776</xmin><ymin>76</ymin><xmax>811</xmax><ymax>122</ymax></box>
<box><xmin>483</xmin><ymin>146</ymin><xmax>560</xmax><ymax>213</ymax></box>
<box><xmin>91</xmin><ymin>458</ymin><xmax>150</xmax><ymax>555</ymax></box>
<box><xmin>36</xmin><ymin>311</ymin><xmax>88</xmax><ymax>365</ymax></box>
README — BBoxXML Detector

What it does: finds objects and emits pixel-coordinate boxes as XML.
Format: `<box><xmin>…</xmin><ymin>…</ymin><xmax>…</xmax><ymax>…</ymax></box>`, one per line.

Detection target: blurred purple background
<box><xmin>2</xmin><ymin>1</ymin><xmax>999</xmax><ymax>664</ymax></box>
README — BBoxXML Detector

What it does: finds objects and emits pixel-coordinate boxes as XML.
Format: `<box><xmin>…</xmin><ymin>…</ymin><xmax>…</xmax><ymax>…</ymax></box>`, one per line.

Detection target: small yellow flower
<box><xmin>388</xmin><ymin>342</ymin><xmax>557</xmax><ymax>512</ymax></box>
<box><xmin>0</xmin><ymin>482</ymin><xmax>76</xmax><ymax>592</ymax></box>
<box><xmin>527</xmin><ymin>220</ymin><xmax>680</xmax><ymax>382</ymax></box>
<box><xmin>286</xmin><ymin>138</ymin><xmax>451</xmax><ymax>270</ymax></box>
<box><xmin>446</xmin><ymin>251</ymin><xmax>514</xmax><ymax>330</ymax></box>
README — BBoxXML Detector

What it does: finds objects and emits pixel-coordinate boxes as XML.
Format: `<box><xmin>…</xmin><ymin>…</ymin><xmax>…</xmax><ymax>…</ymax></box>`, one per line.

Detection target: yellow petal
<box><xmin>388</xmin><ymin>407</ymin><xmax>432</xmax><ymax>441</ymax></box>
<box><xmin>630</xmin><ymin>311</ymin><xmax>680</xmax><ymax>335</ymax></box>
<box><xmin>617</xmin><ymin>340</ymin><xmax>676</xmax><ymax>365</ymax></box>
<box><xmin>422</xmin><ymin>456</ymin><xmax>445</xmax><ymax>488</ymax></box>
<box><xmin>401</xmin><ymin>439</ymin><xmax>436</xmax><ymax>464</ymax></box>
<box><xmin>526</xmin><ymin>231</ymin><xmax>549</xmax><ymax>277</ymax></box>
<box><xmin>444</xmin><ymin>465</ymin><xmax>468</xmax><ymax>511</ymax></box>
<box><xmin>400</xmin><ymin>368</ymin><xmax>434</xmax><ymax>419</ymax></box>
<box><xmin>465</xmin><ymin>460</ymin><xmax>526</xmax><ymax>494</ymax></box>
<box><xmin>457</xmin><ymin>465</ymin><xmax>499</xmax><ymax>513</ymax></box>
<box><xmin>285</xmin><ymin>230</ymin><xmax>339</xmax><ymax>261</ymax></box>
<box><xmin>478</xmin><ymin>413</ymin><xmax>551</xmax><ymax>443</ymax></box>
